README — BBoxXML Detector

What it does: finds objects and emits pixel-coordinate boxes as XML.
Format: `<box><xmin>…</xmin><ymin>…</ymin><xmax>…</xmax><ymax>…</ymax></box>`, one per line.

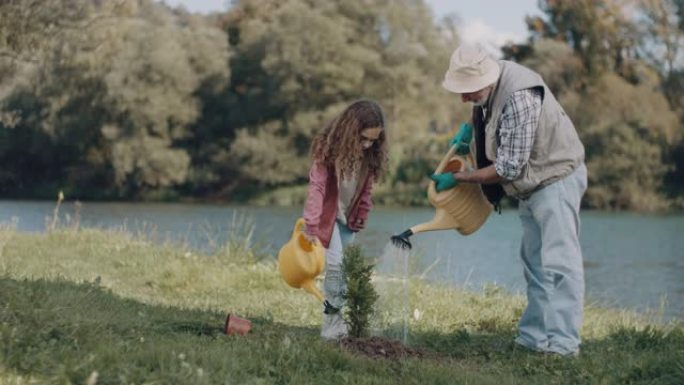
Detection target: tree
<box><xmin>221</xmin><ymin>0</ymin><xmax>467</xmax><ymax>193</ymax></box>
<box><xmin>536</xmin><ymin>0</ymin><xmax>641</xmax><ymax>77</ymax></box>
<box><xmin>342</xmin><ymin>244</ymin><xmax>378</xmax><ymax>338</ymax></box>
<box><xmin>518</xmin><ymin>39</ymin><xmax>585</xmax><ymax>96</ymax></box>
<box><xmin>564</xmin><ymin>73</ymin><xmax>678</xmax><ymax>210</ymax></box>
<box><xmin>503</xmin><ymin>0</ymin><xmax>684</xmax><ymax>210</ymax></box>
<box><xmin>260</xmin><ymin>0</ymin><xmax>380</xmax><ymax>114</ymax></box>
<box><xmin>0</xmin><ymin>0</ymin><xmax>229</xmax><ymax>198</ymax></box>
<box><xmin>638</xmin><ymin>0</ymin><xmax>684</xmax><ymax>79</ymax></box>
<box><xmin>0</xmin><ymin>1</ymin><xmax>136</xmax><ymax>86</ymax></box>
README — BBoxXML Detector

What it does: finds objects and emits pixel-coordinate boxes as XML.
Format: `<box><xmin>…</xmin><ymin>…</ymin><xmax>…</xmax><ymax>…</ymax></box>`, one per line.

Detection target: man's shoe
<box><xmin>545</xmin><ymin>348</ymin><xmax>580</xmax><ymax>358</ymax></box>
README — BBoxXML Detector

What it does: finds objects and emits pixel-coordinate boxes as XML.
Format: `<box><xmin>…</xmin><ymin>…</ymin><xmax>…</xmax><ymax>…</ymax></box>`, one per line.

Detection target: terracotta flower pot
<box><xmin>224</xmin><ymin>313</ymin><xmax>252</xmax><ymax>335</ymax></box>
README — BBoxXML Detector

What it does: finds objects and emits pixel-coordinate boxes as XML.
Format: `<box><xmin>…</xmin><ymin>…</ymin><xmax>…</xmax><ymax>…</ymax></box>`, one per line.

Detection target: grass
<box><xmin>0</xmin><ymin>224</ymin><xmax>683</xmax><ymax>384</ymax></box>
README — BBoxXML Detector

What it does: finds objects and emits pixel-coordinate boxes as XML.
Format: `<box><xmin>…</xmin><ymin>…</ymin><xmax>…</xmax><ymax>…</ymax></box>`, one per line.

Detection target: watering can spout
<box><xmin>301</xmin><ymin>281</ymin><xmax>325</xmax><ymax>303</ymax></box>
<box><xmin>391</xmin><ymin>209</ymin><xmax>456</xmax><ymax>249</ymax></box>
<box><xmin>409</xmin><ymin>208</ymin><xmax>454</xmax><ymax>234</ymax></box>
<box><xmin>390</xmin><ymin>229</ymin><xmax>414</xmax><ymax>249</ymax></box>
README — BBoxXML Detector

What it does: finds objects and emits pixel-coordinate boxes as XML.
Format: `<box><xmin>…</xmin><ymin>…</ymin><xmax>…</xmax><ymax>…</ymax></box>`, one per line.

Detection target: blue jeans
<box><xmin>323</xmin><ymin>220</ymin><xmax>355</xmax><ymax>309</ymax></box>
<box><xmin>515</xmin><ymin>164</ymin><xmax>587</xmax><ymax>355</ymax></box>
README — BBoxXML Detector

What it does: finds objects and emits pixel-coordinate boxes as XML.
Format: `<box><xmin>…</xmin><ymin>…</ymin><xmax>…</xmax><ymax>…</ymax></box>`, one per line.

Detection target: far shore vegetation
<box><xmin>1</xmin><ymin>0</ymin><xmax>683</xmax><ymax>211</ymax></box>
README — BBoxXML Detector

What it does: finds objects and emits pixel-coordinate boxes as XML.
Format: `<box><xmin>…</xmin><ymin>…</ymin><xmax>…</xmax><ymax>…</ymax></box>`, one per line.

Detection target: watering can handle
<box><xmin>468</xmin><ymin>153</ymin><xmax>476</xmax><ymax>167</ymax></box>
<box><xmin>434</xmin><ymin>145</ymin><xmax>477</xmax><ymax>174</ymax></box>
<box><xmin>292</xmin><ymin>218</ymin><xmax>306</xmax><ymax>238</ymax></box>
<box><xmin>292</xmin><ymin>217</ymin><xmax>321</xmax><ymax>247</ymax></box>
<box><xmin>434</xmin><ymin>145</ymin><xmax>457</xmax><ymax>174</ymax></box>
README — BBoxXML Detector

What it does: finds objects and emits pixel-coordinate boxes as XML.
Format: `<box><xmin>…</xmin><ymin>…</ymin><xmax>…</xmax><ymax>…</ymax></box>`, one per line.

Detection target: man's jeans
<box><xmin>515</xmin><ymin>164</ymin><xmax>587</xmax><ymax>355</ymax></box>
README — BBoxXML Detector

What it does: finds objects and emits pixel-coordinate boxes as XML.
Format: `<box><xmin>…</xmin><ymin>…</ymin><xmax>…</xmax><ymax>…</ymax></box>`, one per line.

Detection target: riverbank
<box><xmin>0</xmin><ymin>226</ymin><xmax>682</xmax><ymax>384</ymax></box>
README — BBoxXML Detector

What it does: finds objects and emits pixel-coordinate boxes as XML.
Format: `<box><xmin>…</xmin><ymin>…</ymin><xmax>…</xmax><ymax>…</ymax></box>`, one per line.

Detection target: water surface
<box><xmin>1</xmin><ymin>200</ymin><xmax>682</xmax><ymax>321</ymax></box>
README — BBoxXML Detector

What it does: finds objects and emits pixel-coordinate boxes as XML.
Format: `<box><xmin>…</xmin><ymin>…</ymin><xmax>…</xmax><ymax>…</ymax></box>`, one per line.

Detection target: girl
<box><xmin>303</xmin><ymin>99</ymin><xmax>388</xmax><ymax>340</ymax></box>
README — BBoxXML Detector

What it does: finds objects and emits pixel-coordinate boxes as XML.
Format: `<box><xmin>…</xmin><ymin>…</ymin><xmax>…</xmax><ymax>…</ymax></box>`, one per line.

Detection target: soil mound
<box><xmin>339</xmin><ymin>336</ymin><xmax>428</xmax><ymax>360</ymax></box>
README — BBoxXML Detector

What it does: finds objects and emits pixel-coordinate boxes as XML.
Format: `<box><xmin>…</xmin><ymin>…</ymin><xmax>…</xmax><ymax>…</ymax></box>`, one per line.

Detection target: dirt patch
<box><xmin>339</xmin><ymin>336</ymin><xmax>429</xmax><ymax>360</ymax></box>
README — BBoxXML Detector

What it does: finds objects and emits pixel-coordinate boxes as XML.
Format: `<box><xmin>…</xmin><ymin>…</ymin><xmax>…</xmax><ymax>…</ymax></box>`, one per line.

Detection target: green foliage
<box><xmin>0</xmin><ymin>0</ymin><xmax>229</xmax><ymax>198</ymax></box>
<box><xmin>529</xmin><ymin>0</ymin><xmax>641</xmax><ymax>76</ymax></box>
<box><xmin>342</xmin><ymin>244</ymin><xmax>379</xmax><ymax>338</ymax></box>
<box><xmin>563</xmin><ymin>73</ymin><xmax>679</xmax><ymax>210</ymax></box>
<box><xmin>0</xmin><ymin>0</ymin><xmax>682</xmax><ymax>210</ymax></box>
<box><xmin>509</xmin><ymin>6</ymin><xmax>684</xmax><ymax>211</ymax></box>
<box><xmin>228</xmin><ymin>120</ymin><xmax>315</xmax><ymax>186</ymax></box>
<box><xmin>0</xmin><ymin>1</ymin><xmax>136</xmax><ymax>74</ymax></box>
<box><xmin>663</xmin><ymin>70</ymin><xmax>684</xmax><ymax>122</ymax></box>
<box><xmin>219</xmin><ymin>0</ymin><xmax>465</xmax><ymax>195</ymax></box>
<box><xmin>260</xmin><ymin>0</ymin><xmax>376</xmax><ymax>112</ymax></box>
<box><xmin>518</xmin><ymin>39</ymin><xmax>585</xmax><ymax>95</ymax></box>
<box><xmin>640</xmin><ymin>0</ymin><xmax>684</xmax><ymax>79</ymax></box>
<box><xmin>665</xmin><ymin>138</ymin><xmax>684</xmax><ymax>201</ymax></box>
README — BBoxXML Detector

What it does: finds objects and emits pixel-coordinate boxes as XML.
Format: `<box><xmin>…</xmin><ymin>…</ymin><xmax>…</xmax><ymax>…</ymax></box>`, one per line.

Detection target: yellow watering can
<box><xmin>277</xmin><ymin>218</ymin><xmax>326</xmax><ymax>302</ymax></box>
<box><xmin>391</xmin><ymin>144</ymin><xmax>492</xmax><ymax>249</ymax></box>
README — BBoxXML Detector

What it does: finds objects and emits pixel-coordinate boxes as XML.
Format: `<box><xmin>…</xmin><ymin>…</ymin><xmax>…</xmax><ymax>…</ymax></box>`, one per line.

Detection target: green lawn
<box><xmin>0</xmin><ymin>226</ymin><xmax>682</xmax><ymax>384</ymax></box>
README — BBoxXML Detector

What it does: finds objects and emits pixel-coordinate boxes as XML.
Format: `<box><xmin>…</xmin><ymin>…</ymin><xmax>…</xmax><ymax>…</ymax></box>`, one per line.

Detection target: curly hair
<box><xmin>311</xmin><ymin>100</ymin><xmax>388</xmax><ymax>181</ymax></box>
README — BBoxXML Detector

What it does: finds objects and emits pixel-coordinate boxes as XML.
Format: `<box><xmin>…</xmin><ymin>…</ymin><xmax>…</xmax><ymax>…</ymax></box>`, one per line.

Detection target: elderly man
<box><xmin>431</xmin><ymin>45</ymin><xmax>587</xmax><ymax>356</ymax></box>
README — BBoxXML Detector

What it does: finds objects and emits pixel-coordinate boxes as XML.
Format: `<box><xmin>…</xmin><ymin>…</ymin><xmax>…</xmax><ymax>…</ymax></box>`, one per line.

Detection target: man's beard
<box><xmin>472</xmin><ymin>99</ymin><xmax>487</xmax><ymax>107</ymax></box>
<box><xmin>470</xmin><ymin>87</ymin><xmax>491</xmax><ymax>107</ymax></box>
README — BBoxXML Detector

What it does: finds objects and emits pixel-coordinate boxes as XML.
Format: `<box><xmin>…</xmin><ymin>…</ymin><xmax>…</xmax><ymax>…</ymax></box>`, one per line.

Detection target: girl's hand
<box><xmin>303</xmin><ymin>232</ymin><xmax>319</xmax><ymax>245</ymax></box>
<box><xmin>349</xmin><ymin>218</ymin><xmax>365</xmax><ymax>232</ymax></box>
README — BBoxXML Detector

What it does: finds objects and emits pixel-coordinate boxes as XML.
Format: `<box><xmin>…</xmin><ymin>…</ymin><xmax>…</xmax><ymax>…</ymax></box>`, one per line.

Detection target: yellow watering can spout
<box><xmin>391</xmin><ymin>143</ymin><xmax>492</xmax><ymax>249</ymax></box>
<box><xmin>409</xmin><ymin>208</ymin><xmax>454</xmax><ymax>234</ymax></box>
<box><xmin>277</xmin><ymin>218</ymin><xmax>326</xmax><ymax>302</ymax></box>
<box><xmin>301</xmin><ymin>281</ymin><xmax>325</xmax><ymax>303</ymax></box>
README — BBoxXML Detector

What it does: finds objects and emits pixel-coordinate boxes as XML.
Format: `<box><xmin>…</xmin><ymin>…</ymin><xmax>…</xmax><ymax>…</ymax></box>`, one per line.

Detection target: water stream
<box><xmin>373</xmin><ymin>242</ymin><xmax>411</xmax><ymax>343</ymax></box>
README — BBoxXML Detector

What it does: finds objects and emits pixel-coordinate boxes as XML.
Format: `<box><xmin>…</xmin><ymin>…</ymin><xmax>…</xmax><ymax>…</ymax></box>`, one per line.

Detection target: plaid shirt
<box><xmin>492</xmin><ymin>88</ymin><xmax>543</xmax><ymax>180</ymax></box>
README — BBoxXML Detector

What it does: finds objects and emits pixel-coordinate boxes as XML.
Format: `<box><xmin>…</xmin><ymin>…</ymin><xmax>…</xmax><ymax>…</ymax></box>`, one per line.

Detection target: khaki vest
<box><xmin>482</xmin><ymin>61</ymin><xmax>584</xmax><ymax>198</ymax></box>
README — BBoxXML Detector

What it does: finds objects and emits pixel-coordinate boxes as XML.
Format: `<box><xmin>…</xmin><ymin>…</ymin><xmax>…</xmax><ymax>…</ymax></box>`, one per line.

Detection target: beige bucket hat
<box><xmin>442</xmin><ymin>45</ymin><xmax>500</xmax><ymax>94</ymax></box>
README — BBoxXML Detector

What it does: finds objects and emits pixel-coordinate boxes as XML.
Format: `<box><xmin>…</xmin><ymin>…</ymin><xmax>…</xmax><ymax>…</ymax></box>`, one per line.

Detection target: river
<box><xmin>1</xmin><ymin>200</ymin><xmax>682</xmax><ymax>321</ymax></box>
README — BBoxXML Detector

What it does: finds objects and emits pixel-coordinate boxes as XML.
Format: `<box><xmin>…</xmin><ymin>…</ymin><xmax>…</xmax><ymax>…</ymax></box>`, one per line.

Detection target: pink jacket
<box><xmin>303</xmin><ymin>161</ymin><xmax>374</xmax><ymax>248</ymax></box>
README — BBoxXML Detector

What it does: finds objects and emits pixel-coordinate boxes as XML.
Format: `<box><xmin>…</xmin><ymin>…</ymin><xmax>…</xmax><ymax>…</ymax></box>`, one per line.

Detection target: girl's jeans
<box><xmin>324</xmin><ymin>220</ymin><xmax>355</xmax><ymax>310</ymax></box>
<box><xmin>515</xmin><ymin>164</ymin><xmax>588</xmax><ymax>355</ymax></box>
<box><xmin>321</xmin><ymin>220</ymin><xmax>355</xmax><ymax>340</ymax></box>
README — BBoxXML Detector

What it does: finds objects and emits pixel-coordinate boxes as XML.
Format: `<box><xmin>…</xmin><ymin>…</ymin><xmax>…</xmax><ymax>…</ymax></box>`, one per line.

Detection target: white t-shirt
<box><xmin>336</xmin><ymin>170</ymin><xmax>358</xmax><ymax>225</ymax></box>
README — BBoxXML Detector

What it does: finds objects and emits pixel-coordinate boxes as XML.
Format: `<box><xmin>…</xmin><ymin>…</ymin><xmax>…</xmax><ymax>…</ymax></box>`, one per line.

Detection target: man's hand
<box><xmin>448</xmin><ymin>122</ymin><xmax>473</xmax><ymax>155</ymax></box>
<box><xmin>430</xmin><ymin>172</ymin><xmax>459</xmax><ymax>192</ymax></box>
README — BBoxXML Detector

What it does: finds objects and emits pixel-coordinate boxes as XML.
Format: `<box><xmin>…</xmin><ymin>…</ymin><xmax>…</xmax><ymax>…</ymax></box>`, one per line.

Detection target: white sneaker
<box><xmin>321</xmin><ymin>313</ymin><xmax>348</xmax><ymax>340</ymax></box>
